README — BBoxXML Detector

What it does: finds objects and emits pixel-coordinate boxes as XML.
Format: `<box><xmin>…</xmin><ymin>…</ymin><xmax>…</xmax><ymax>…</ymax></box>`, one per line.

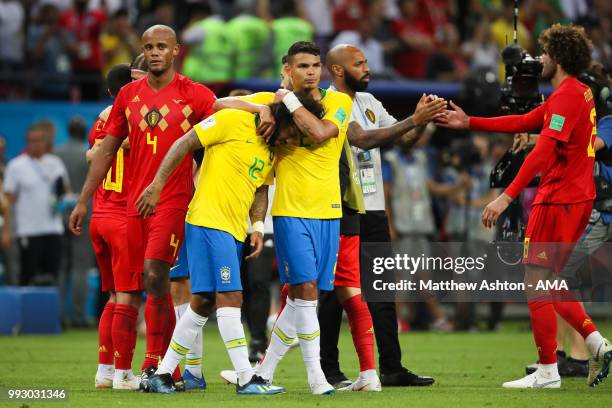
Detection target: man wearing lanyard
<box><xmin>320</xmin><ymin>44</ymin><xmax>445</xmax><ymax>387</ymax></box>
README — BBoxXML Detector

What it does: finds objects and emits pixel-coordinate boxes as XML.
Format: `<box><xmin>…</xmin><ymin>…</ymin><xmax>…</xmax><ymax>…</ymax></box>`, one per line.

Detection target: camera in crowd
<box><xmin>499</xmin><ymin>44</ymin><xmax>543</xmax><ymax>115</ymax></box>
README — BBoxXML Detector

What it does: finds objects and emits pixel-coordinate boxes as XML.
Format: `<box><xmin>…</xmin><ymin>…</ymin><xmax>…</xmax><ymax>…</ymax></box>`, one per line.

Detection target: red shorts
<box><xmin>127</xmin><ymin>207</ymin><xmax>186</xmax><ymax>272</ymax></box>
<box><xmin>523</xmin><ymin>201</ymin><xmax>592</xmax><ymax>273</ymax></box>
<box><xmin>90</xmin><ymin>216</ymin><xmax>142</xmax><ymax>292</ymax></box>
<box><xmin>334</xmin><ymin>234</ymin><xmax>361</xmax><ymax>288</ymax></box>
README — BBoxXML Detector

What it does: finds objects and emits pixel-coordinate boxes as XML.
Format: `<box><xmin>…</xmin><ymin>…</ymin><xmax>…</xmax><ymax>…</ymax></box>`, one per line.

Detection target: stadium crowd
<box><xmin>0</xmin><ymin>0</ymin><xmax>611</xmax><ymax>100</ymax></box>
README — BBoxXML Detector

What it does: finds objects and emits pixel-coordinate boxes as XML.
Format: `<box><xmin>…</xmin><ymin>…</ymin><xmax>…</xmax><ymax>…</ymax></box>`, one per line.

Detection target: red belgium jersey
<box><xmin>470</xmin><ymin>76</ymin><xmax>596</xmax><ymax>205</ymax></box>
<box><xmin>87</xmin><ymin>111</ymin><xmax>129</xmax><ymax>217</ymax></box>
<box><xmin>104</xmin><ymin>74</ymin><xmax>216</xmax><ymax>216</ymax></box>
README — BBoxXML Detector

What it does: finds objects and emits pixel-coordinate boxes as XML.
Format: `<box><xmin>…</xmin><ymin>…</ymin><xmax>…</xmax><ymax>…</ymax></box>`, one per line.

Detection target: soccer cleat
<box><xmin>236</xmin><ymin>375</ymin><xmax>285</xmax><ymax>395</ymax></box>
<box><xmin>184</xmin><ymin>370</ymin><xmax>207</xmax><ymax>390</ymax></box>
<box><xmin>588</xmin><ymin>338</ymin><xmax>612</xmax><ymax>387</ymax></box>
<box><xmin>220</xmin><ymin>370</ymin><xmax>238</xmax><ymax>385</ymax></box>
<box><xmin>310</xmin><ymin>381</ymin><xmax>335</xmax><ymax>395</ymax></box>
<box><xmin>380</xmin><ymin>368</ymin><xmax>434</xmax><ymax>387</ymax></box>
<box><xmin>174</xmin><ymin>377</ymin><xmax>186</xmax><ymax>392</ymax></box>
<box><xmin>147</xmin><ymin>373</ymin><xmax>176</xmax><ymax>394</ymax></box>
<box><xmin>113</xmin><ymin>371</ymin><xmax>141</xmax><ymax>390</ymax></box>
<box><xmin>502</xmin><ymin>371</ymin><xmax>561</xmax><ymax>389</ymax></box>
<box><xmin>94</xmin><ymin>375</ymin><xmax>113</xmax><ymax>389</ymax></box>
<box><xmin>339</xmin><ymin>375</ymin><xmax>382</xmax><ymax>392</ymax></box>
<box><xmin>139</xmin><ymin>366</ymin><xmax>157</xmax><ymax>392</ymax></box>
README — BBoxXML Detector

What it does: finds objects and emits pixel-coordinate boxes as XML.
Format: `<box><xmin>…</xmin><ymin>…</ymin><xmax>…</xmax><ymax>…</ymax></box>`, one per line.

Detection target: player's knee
<box><xmin>191</xmin><ymin>292</ymin><xmax>216</xmax><ymax>317</ymax></box>
<box><xmin>143</xmin><ymin>260</ymin><xmax>170</xmax><ymax>296</ymax></box>
<box><xmin>290</xmin><ymin>281</ymin><xmax>318</xmax><ymax>301</ymax></box>
<box><xmin>216</xmin><ymin>291</ymin><xmax>243</xmax><ymax>308</ymax></box>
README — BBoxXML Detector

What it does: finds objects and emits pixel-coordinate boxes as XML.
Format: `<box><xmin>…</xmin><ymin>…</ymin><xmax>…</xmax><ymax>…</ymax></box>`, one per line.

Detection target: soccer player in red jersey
<box><xmin>69</xmin><ymin>25</ymin><xmax>216</xmax><ymax>388</ymax></box>
<box><xmin>88</xmin><ymin>64</ymin><xmax>141</xmax><ymax>390</ymax></box>
<box><xmin>438</xmin><ymin>24</ymin><xmax>611</xmax><ymax>388</ymax></box>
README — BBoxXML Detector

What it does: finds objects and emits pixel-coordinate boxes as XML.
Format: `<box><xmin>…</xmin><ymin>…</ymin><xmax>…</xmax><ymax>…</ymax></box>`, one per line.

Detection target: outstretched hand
<box><xmin>413</xmin><ymin>94</ymin><xmax>448</xmax><ymax>126</ymax></box>
<box><xmin>245</xmin><ymin>232</ymin><xmax>264</xmax><ymax>261</ymax></box>
<box><xmin>481</xmin><ymin>193</ymin><xmax>513</xmax><ymax>228</ymax></box>
<box><xmin>435</xmin><ymin>100</ymin><xmax>470</xmax><ymax>129</ymax></box>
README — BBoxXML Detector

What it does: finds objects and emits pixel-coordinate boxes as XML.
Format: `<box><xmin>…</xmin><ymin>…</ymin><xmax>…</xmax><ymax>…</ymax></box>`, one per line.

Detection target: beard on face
<box><xmin>541</xmin><ymin>61</ymin><xmax>557</xmax><ymax>81</ymax></box>
<box><xmin>345</xmin><ymin>70</ymin><xmax>369</xmax><ymax>92</ymax></box>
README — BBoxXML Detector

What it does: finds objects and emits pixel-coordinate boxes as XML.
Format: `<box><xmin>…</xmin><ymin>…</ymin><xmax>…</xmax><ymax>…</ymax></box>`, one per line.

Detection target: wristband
<box><xmin>282</xmin><ymin>92</ymin><xmax>303</xmax><ymax>113</ymax></box>
<box><xmin>252</xmin><ymin>221</ymin><xmax>265</xmax><ymax>237</ymax></box>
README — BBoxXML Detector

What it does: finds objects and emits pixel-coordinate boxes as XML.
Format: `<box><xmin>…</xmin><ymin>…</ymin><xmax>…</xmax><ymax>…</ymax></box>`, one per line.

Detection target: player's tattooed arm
<box><xmin>69</xmin><ymin>135</ymin><xmax>122</xmax><ymax>235</ymax></box>
<box><xmin>135</xmin><ymin>129</ymin><xmax>202</xmax><ymax>217</ymax></box>
<box><xmin>249</xmin><ymin>185</ymin><xmax>269</xmax><ymax>224</ymax></box>
<box><xmin>246</xmin><ymin>185</ymin><xmax>269</xmax><ymax>261</ymax></box>
<box><xmin>292</xmin><ymin>112</ymin><xmax>339</xmax><ymax>144</ymax></box>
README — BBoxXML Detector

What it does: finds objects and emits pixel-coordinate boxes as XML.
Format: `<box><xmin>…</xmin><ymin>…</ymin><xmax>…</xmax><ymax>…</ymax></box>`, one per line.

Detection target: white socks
<box><xmin>360</xmin><ymin>369</ymin><xmax>379</xmax><ymax>381</ymax></box>
<box><xmin>157</xmin><ymin>306</ymin><xmax>208</xmax><ymax>376</ymax></box>
<box><xmin>175</xmin><ymin>302</ymin><xmax>203</xmax><ymax>378</ymax></box>
<box><xmin>256</xmin><ymin>298</ymin><xmax>297</xmax><ymax>381</ymax></box>
<box><xmin>585</xmin><ymin>331</ymin><xmax>604</xmax><ymax>355</ymax></box>
<box><xmin>294</xmin><ymin>298</ymin><xmax>327</xmax><ymax>386</ymax></box>
<box><xmin>538</xmin><ymin>363</ymin><xmax>560</xmax><ymax>379</ymax></box>
<box><xmin>97</xmin><ymin>364</ymin><xmax>114</xmax><ymax>378</ymax></box>
<box><xmin>217</xmin><ymin>307</ymin><xmax>254</xmax><ymax>386</ymax></box>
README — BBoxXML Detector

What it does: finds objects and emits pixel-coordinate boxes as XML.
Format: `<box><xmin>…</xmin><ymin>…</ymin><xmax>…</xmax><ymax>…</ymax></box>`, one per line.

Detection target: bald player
<box><xmin>69</xmin><ymin>25</ymin><xmax>217</xmax><ymax>389</ymax></box>
<box><xmin>321</xmin><ymin>44</ymin><xmax>444</xmax><ymax>388</ymax></box>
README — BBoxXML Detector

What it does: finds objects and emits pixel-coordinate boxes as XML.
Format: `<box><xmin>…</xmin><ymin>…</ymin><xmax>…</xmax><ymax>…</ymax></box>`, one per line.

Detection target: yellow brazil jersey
<box><xmin>186</xmin><ymin>109</ymin><xmax>275</xmax><ymax>241</ymax></box>
<box><xmin>239</xmin><ymin>89</ymin><xmax>353</xmax><ymax>219</ymax></box>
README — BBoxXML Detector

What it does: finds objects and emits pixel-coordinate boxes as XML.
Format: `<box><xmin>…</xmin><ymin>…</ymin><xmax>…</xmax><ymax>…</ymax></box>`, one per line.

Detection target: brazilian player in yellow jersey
<box><xmin>214</xmin><ymin>41</ymin><xmax>353</xmax><ymax>395</ymax></box>
<box><xmin>134</xmin><ymin>95</ymin><xmax>325</xmax><ymax>395</ymax></box>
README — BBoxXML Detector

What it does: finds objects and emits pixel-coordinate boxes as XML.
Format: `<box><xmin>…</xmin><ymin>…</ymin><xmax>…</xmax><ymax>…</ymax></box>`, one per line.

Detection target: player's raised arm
<box><xmin>213</xmin><ymin>96</ymin><xmax>276</xmax><ymax>139</ymax></box>
<box><xmin>69</xmin><ymin>134</ymin><xmax>123</xmax><ymax>235</ymax></box>
<box><xmin>348</xmin><ymin>94</ymin><xmax>445</xmax><ymax>150</ymax></box>
<box><xmin>135</xmin><ymin>128</ymin><xmax>203</xmax><ymax>217</ymax></box>
<box><xmin>437</xmin><ymin>100</ymin><xmax>547</xmax><ymax>133</ymax></box>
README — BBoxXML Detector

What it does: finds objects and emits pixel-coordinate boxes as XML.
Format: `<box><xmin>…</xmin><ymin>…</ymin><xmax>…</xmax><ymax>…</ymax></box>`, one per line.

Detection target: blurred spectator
<box><xmin>59</xmin><ymin>0</ymin><xmax>106</xmax><ymax>100</ymax></box>
<box><xmin>490</xmin><ymin>0</ymin><xmax>532</xmax><ymax>79</ymax></box>
<box><xmin>558</xmin><ymin>0</ymin><xmax>590</xmax><ymax>23</ymax></box>
<box><xmin>419</xmin><ymin>0</ymin><xmax>455</xmax><ymax>43</ymax></box>
<box><xmin>331</xmin><ymin>15</ymin><xmax>387</xmax><ymax>77</ymax></box>
<box><xmin>461</xmin><ymin>21</ymin><xmax>500</xmax><ymax>75</ymax></box>
<box><xmin>525</xmin><ymin>0</ymin><xmax>567</xmax><ymax>45</ymax></box>
<box><xmin>391</xmin><ymin>0</ymin><xmax>435</xmax><ymax>78</ymax></box>
<box><xmin>56</xmin><ymin>117</ymin><xmax>93</xmax><ymax>325</ymax></box>
<box><xmin>302</xmin><ymin>0</ymin><xmax>334</xmax><ymax>51</ymax></box>
<box><xmin>2</xmin><ymin>123</ymin><xmax>70</xmax><ymax>286</ymax></box>
<box><xmin>426</xmin><ymin>24</ymin><xmax>468</xmax><ymax>81</ymax></box>
<box><xmin>0</xmin><ymin>0</ymin><xmax>25</xmax><ymax>70</ymax></box>
<box><xmin>270</xmin><ymin>1</ymin><xmax>314</xmax><ymax>75</ymax></box>
<box><xmin>137</xmin><ymin>0</ymin><xmax>176</xmax><ymax>34</ymax></box>
<box><xmin>227</xmin><ymin>4</ymin><xmax>271</xmax><ymax>79</ymax></box>
<box><xmin>332</xmin><ymin>0</ymin><xmax>367</xmax><ymax>32</ymax></box>
<box><xmin>588</xmin><ymin>22</ymin><xmax>612</xmax><ymax>71</ymax></box>
<box><xmin>182</xmin><ymin>2</ymin><xmax>233</xmax><ymax>83</ymax></box>
<box><xmin>100</xmin><ymin>8</ymin><xmax>140</xmax><ymax>77</ymax></box>
<box><xmin>27</xmin><ymin>3</ymin><xmax>74</xmax><ymax>100</ymax></box>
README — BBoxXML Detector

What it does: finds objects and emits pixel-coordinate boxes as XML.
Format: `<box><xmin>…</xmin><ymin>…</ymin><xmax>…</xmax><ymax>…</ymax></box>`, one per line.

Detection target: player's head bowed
<box><xmin>266</xmin><ymin>93</ymin><xmax>325</xmax><ymax>146</ymax></box>
<box><xmin>538</xmin><ymin>24</ymin><xmax>592</xmax><ymax>79</ymax></box>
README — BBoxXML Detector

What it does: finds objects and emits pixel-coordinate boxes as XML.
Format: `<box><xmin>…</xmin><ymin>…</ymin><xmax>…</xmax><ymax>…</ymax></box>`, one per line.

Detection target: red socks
<box><xmin>142</xmin><ymin>294</ymin><xmax>175</xmax><ymax>370</ymax></box>
<box><xmin>552</xmin><ymin>301</ymin><xmax>597</xmax><ymax>339</ymax></box>
<box><xmin>528</xmin><ymin>301</ymin><xmax>558</xmax><ymax>364</ymax></box>
<box><xmin>98</xmin><ymin>302</ymin><xmax>115</xmax><ymax>365</ymax></box>
<box><xmin>112</xmin><ymin>304</ymin><xmax>138</xmax><ymax>370</ymax></box>
<box><xmin>343</xmin><ymin>294</ymin><xmax>375</xmax><ymax>372</ymax></box>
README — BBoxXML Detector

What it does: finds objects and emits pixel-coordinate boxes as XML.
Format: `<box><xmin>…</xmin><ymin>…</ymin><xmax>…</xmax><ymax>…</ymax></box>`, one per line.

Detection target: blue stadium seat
<box><xmin>0</xmin><ymin>287</ymin><xmax>21</xmax><ymax>334</ymax></box>
<box><xmin>18</xmin><ymin>287</ymin><xmax>61</xmax><ymax>334</ymax></box>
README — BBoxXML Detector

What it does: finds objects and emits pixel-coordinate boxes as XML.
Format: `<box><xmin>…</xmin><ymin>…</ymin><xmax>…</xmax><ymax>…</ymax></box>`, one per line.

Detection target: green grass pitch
<box><xmin>1</xmin><ymin>321</ymin><xmax>611</xmax><ymax>408</ymax></box>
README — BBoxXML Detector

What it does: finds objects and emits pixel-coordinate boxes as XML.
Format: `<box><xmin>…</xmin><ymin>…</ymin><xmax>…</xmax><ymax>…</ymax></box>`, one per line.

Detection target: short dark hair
<box><xmin>281</xmin><ymin>54</ymin><xmax>288</xmax><ymax>65</ymax></box>
<box><xmin>107</xmin><ymin>63</ymin><xmax>132</xmax><ymax>97</ymax></box>
<box><xmin>267</xmin><ymin>93</ymin><xmax>325</xmax><ymax>145</ymax></box>
<box><xmin>130</xmin><ymin>53</ymin><xmax>148</xmax><ymax>72</ymax></box>
<box><xmin>538</xmin><ymin>24</ymin><xmax>592</xmax><ymax>77</ymax></box>
<box><xmin>287</xmin><ymin>41</ymin><xmax>320</xmax><ymax>63</ymax></box>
